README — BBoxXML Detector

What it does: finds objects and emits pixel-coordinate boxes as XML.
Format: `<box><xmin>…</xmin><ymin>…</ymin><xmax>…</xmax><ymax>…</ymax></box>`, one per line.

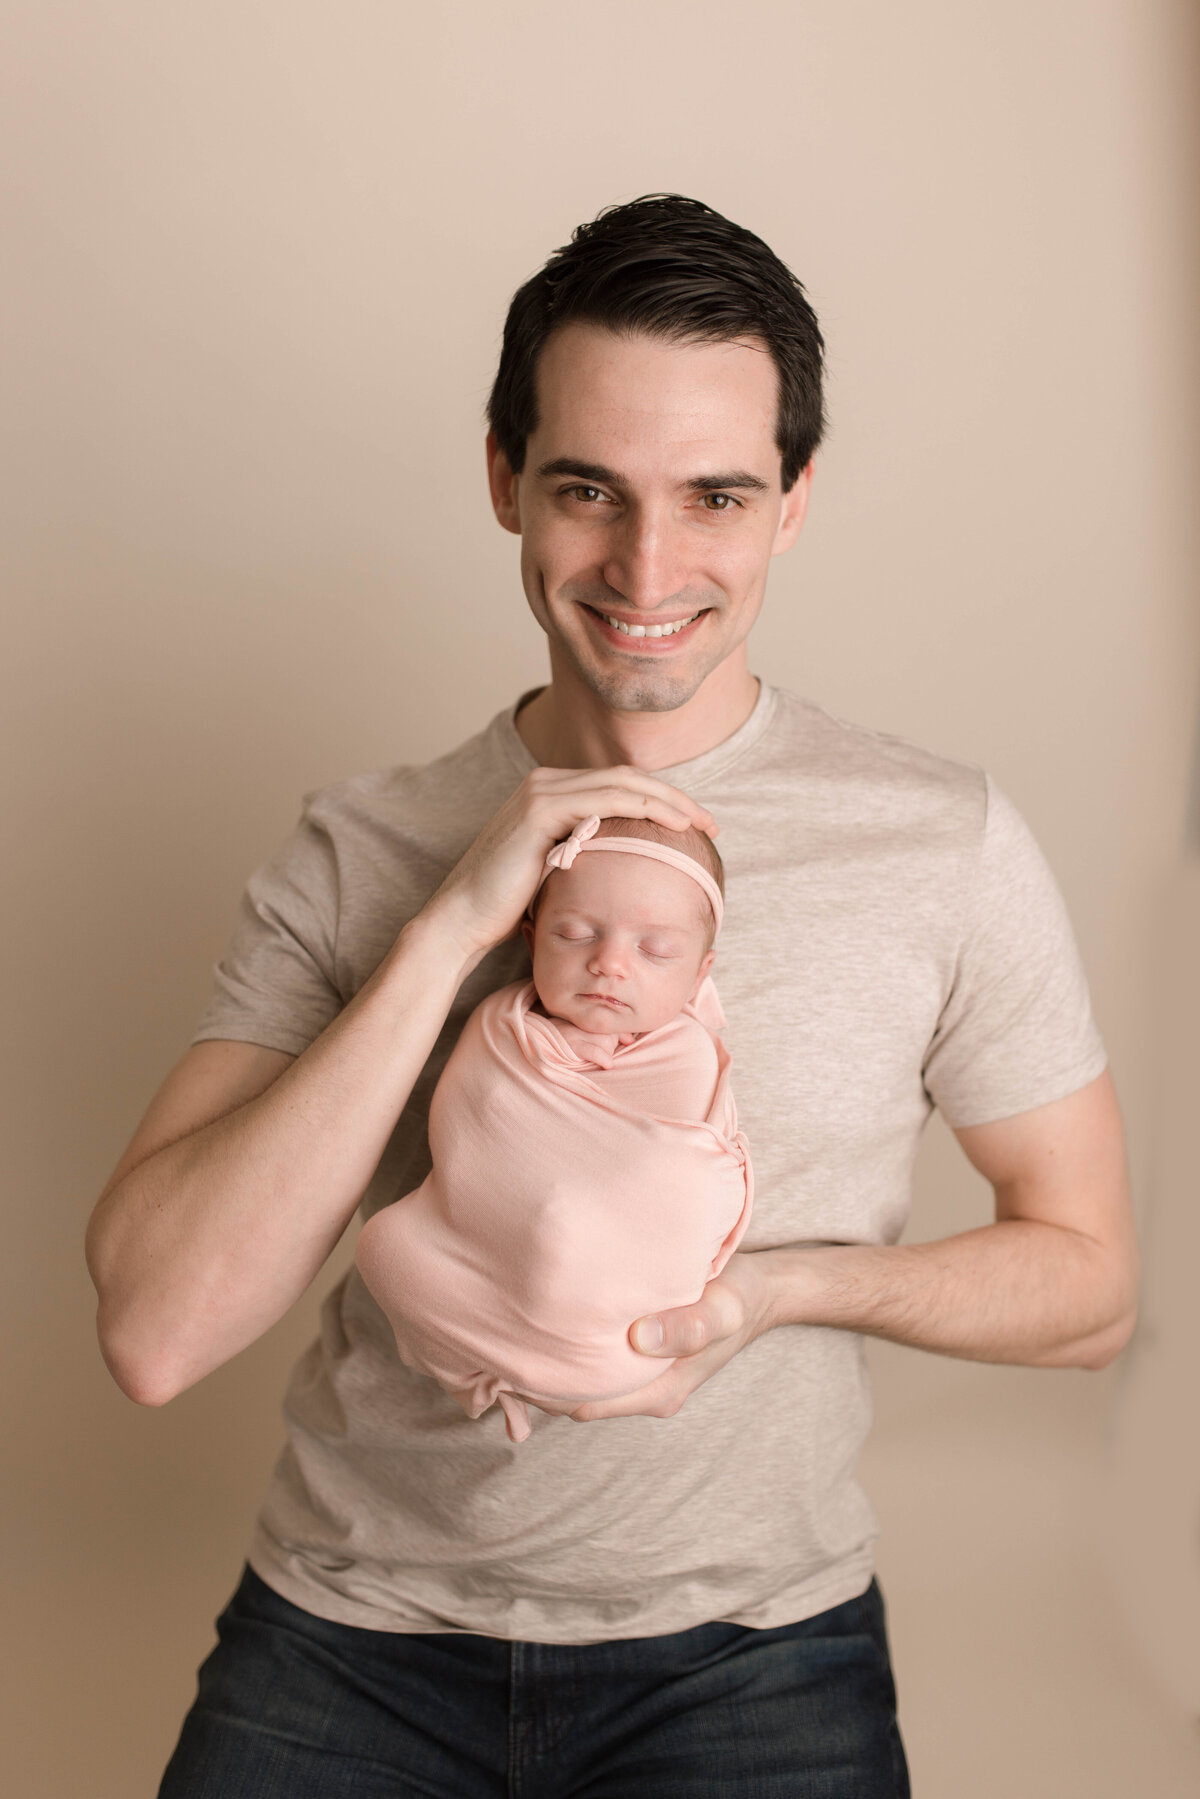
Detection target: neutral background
<box><xmin>4</xmin><ymin>2</ymin><xmax>1198</xmax><ymax>1793</ymax></box>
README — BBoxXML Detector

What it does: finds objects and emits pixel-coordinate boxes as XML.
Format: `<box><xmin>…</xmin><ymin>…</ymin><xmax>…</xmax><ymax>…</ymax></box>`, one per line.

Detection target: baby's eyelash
<box><xmin>551</xmin><ymin>929</ymin><xmax>680</xmax><ymax>957</ymax></box>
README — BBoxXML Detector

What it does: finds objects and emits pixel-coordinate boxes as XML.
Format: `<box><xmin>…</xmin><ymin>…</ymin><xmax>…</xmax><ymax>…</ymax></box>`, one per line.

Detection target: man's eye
<box><xmin>566</xmin><ymin>486</ymin><xmax>607</xmax><ymax>504</ymax></box>
<box><xmin>701</xmin><ymin>493</ymin><xmax>739</xmax><ymax>512</ymax></box>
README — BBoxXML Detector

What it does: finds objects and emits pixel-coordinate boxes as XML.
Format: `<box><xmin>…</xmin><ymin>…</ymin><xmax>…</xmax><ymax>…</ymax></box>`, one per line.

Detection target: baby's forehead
<box><xmin>541</xmin><ymin>853</ymin><xmax>709</xmax><ymax>929</ymax></box>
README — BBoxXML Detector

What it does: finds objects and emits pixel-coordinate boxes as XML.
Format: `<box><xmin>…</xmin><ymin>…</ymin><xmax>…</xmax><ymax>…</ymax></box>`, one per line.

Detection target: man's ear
<box><xmin>487</xmin><ymin>432</ymin><xmax>522</xmax><ymax>536</ymax></box>
<box><xmin>771</xmin><ymin>458</ymin><xmax>814</xmax><ymax>557</ymax></box>
<box><xmin>689</xmin><ymin>948</ymin><xmax>716</xmax><ymax>1001</ymax></box>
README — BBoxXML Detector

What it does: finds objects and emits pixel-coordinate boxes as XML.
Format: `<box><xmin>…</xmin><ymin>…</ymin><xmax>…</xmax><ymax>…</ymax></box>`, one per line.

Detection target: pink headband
<box><xmin>531</xmin><ymin>814</ymin><xmax>723</xmax><ymax>934</ymax></box>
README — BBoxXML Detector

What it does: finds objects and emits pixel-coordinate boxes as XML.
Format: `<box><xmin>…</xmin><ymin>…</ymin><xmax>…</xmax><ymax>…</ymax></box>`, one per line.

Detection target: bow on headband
<box><xmin>532</xmin><ymin>815</ymin><xmax>724</xmax><ymax>933</ymax></box>
<box><xmin>543</xmin><ymin>813</ymin><xmax>603</xmax><ymax>872</ymax></box>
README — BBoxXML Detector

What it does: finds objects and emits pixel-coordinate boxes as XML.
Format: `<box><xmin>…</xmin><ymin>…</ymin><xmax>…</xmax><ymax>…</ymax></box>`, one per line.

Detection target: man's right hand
<box><xmin>425</xmin><ymin>766</ymin><xmax>719</xmax><ymax>968</ymax></box>
<box><xmin>85</xmin><ymin>765</ymin><xmax>716</xmax><ymax>1406</ymax></box>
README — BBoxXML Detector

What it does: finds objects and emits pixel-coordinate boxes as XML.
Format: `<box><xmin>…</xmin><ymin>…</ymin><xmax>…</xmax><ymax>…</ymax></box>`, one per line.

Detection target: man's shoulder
<box><xmin>297</xmin><ymin>704</ymin><xmax>529</xmax><ymax>842</ymax></box>
<box><xmin>756</xmin><ymin>685</ymin><xmax>988</xmax><ymax>836</ymax></box>
<box><xmin>764</xmin><ymin>685</ymin><xmax>983</xmax><ymax>788</ymax></box>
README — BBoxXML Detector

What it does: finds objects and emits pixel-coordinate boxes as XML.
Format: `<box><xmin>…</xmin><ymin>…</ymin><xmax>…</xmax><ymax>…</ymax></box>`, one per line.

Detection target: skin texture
<box><xmin>485</xmin><ymin>323</ymin><xmax>1138</xmax><ymax>1425</ymax></box>
<box><xmin>521</xmin><ymin>852</ymin><xmax>716</xmax><ymax>1039</ymax></box>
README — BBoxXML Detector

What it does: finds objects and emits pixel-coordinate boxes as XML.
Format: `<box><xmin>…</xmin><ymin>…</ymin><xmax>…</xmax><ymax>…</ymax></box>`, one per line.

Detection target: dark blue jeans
<box><xmin>158</xmin><ymin>1563</ymin><xmax>910</xmax><ymax>1797</ymax></box>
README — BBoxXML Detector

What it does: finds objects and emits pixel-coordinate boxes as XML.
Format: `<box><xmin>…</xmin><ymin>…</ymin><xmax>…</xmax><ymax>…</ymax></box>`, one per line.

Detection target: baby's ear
<box><xmin>689</xmin><ymin>948</ymin><xmax>716</xmax><ymax>1001</ymax></box>
<box><xmin>520</xmin><ymin>917</ymin><xmax>536</xmax><ymax>954</ymax></box>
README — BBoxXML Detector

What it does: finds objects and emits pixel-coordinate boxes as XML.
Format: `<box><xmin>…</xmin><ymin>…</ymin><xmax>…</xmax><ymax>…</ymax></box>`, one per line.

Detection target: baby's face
<box><xmin>522</xmin><ymin>851</ymin><xmax>716</xmax><ymax>1037</ymax></box>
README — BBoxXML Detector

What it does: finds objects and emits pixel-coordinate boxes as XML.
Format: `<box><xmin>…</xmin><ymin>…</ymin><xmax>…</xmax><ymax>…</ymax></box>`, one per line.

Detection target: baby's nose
<box><xmin>587</xmin><ymin>940</ymin><xmax>628</xmax><ymax>976</ymax></box>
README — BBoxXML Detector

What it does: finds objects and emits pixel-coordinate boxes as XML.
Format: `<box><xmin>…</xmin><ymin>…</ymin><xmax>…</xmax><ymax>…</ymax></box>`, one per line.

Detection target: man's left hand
<box><xmin>567</xmin><ymin>1250</ymin><xmax>779</xmax><ymax>1424</ymax></box>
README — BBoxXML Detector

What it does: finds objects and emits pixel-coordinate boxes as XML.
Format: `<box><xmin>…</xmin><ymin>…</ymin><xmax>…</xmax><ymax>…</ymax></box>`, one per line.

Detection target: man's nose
<box><xmin>600</xmin><ymin>510</ymin><xmax>688</xmax><ymax>612</ymax></box>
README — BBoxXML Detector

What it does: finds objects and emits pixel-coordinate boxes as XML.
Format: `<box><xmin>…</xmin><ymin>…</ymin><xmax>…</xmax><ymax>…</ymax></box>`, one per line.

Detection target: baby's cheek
<box><xmin>635</xmin><ymin>968</ymin><xmax>693</xmax><ymax>1029</ymax></box>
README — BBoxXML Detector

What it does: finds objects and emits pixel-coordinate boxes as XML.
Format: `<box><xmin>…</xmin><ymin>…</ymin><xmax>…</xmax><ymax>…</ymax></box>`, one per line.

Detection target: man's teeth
<box><xmin>600</xmin><ymin>611</ymin><xmax>701</xmax><ymax>638</ymax></box>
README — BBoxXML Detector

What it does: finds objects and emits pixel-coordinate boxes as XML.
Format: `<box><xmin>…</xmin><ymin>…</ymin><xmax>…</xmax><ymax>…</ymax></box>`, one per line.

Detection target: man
<box><xmin>86</xmin><ymin>195</ymin><xmax>1138</xmax><ymax>1797</ymax></box>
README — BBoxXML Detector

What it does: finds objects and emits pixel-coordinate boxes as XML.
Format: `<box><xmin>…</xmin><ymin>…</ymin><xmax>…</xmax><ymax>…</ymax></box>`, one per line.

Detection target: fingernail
<box><xmin>634</xmin><ymin>1317</ymin><xmax>664</xmax><ymax>1352</ymax></box>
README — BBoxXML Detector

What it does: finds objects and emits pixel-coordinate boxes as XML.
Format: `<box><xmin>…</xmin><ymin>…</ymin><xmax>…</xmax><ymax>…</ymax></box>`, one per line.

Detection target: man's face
<box><xmin>488</xmin><ymin>323</ymin><xmax>811</xmax><ymax>714</ymax></box>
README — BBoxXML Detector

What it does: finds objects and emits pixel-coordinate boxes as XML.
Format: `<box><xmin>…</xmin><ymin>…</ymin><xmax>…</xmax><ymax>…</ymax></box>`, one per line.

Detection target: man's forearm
<box><xmin>766</xmin><ymin>1219</ymin><xmax>1138</xmax><ymax>1369</ymax></box>
<box><xmin>88</xmin><ymin>907</ymin><xmax>480</xmax><ymax>1405</ymax></box>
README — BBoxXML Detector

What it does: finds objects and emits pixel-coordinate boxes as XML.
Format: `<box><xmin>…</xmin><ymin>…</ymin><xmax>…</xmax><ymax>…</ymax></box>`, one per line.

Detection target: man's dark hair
<box><xmin>488</xmin><ymin>194</ymin><xmax>826</xmax><ymax>493</ymax></box>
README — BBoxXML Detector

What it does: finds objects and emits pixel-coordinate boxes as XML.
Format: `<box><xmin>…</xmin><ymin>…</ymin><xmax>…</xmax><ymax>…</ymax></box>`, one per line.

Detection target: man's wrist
<box><xmin>762</xmin><ymin>1243</ymin><xmax>836</xmax><ymax>1331</ymax></box>
<box><xmin>387</xmin><ymin>900</ymin><xmax>490</xmax><ymax>991</ymax></box>
<box><xmin>760</xmin><ymin>1242</ymin><xmax>891</xmax><ymax>1333</ymax></box>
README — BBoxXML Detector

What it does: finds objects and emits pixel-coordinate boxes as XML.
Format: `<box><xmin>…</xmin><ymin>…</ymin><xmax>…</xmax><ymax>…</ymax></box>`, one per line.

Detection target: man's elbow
<box><xmin>102</xmin><ymin>1351</ymin><xmax>180</xmax><ymax>1408</ymax></box>
<box><xmin>1075</xmin><ymin>1304</ymin><xmax>1139</xmax><ymax>1371</ymax></box>
<box><xmin>1074</xmin><ymin>1233</ymin><xmax>1140</xmax><ymax>1370</ymax></box>
<box><xmin>121</xmin><ymin>1372</ymin><xmax>179</xmax><ymax>1408</ymax></box>
<box><xmin>95</xmin><ymin>1311</ymin><xmax>185</xmax><ymax>1408</ymax></box>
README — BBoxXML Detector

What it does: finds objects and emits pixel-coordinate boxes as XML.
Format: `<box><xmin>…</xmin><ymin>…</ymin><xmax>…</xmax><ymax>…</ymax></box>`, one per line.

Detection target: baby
<box><xmin>354</xmin><ymin>812</ymin><xmax>753</xmax><ymax>1442</ymax></box>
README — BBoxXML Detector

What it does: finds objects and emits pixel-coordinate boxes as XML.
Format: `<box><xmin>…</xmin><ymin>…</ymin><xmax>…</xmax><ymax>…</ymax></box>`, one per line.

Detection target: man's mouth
<box><xmin>581</xmin><ymin>604</ymin><xmax>708</xmax><ymax>649</ymax></box>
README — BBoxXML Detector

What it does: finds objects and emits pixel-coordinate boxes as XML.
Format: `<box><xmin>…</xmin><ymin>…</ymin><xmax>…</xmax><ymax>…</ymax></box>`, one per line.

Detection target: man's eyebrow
<box><xmin>536</xmin><ymin>458</ymin><xmax>623</xmax><ymax>485</ymax></box>
<box><xmin>535</xmin><ymin>458</ymin><xmax>771</xmax><ymax>494</ymax></box>
<box><xmin>686</xmin><ymin>470</ymin><xmax>771</xmax><ymax>494</ymax></box>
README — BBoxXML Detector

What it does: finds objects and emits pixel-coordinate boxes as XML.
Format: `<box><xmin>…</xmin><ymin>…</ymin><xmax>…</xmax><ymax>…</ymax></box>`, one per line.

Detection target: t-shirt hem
<box><xmin>935</xmin><ymin>1045</ymin><xmax>1109</xmax><ymax>1130</ymax></box>
<box><xmin>245</xmin><ymin>1533</ymin><xmax>877</xmax><ymax>1645</ymax></box>
<box><xmin>189</xmin><ymin>1023</ymin><xmax>323</xmax><ymax>1058</ymax></box>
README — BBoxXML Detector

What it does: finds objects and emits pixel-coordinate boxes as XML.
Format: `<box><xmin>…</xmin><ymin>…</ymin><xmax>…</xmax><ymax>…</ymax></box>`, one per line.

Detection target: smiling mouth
<box><xmin>582</xmin><ymin>604</ymin><xmax>708</xmax><ymax>646</ymax></box>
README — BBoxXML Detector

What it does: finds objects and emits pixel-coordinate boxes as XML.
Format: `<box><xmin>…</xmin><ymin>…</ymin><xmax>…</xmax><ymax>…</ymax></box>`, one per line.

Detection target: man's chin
<box><xmin>572</xmin><ymin>660</ymin><xmax>712</xmax><ymax>715</ymax></box>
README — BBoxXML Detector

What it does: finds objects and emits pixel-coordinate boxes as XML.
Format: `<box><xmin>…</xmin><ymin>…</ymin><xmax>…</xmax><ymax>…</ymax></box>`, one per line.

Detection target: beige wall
<box><xmin>4</xmin><ymin>2</ymin><xmax>1198</xmax><ymax>1793</ymax></box>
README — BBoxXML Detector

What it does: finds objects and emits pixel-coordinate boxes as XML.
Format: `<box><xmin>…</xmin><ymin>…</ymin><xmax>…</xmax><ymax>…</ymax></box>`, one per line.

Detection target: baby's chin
<box><xmin>554</xmin><ymin>997</ymin><xmax>681</xmax><ymax>1037</ymax></box>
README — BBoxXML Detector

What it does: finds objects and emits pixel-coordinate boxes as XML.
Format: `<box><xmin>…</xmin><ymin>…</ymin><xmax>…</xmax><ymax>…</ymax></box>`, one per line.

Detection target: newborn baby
<box><xmin>355</xmin><ymin>813</ymin><xmax>753</xmax><ymax>1442</ymax></box>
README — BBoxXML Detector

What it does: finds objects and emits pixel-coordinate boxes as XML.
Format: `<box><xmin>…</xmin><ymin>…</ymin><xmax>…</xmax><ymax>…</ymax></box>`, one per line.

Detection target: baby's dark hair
<box><xmin>529</xmin><ymin>817</ymin><xmax>725</xmax><ymax>950</ymax></box>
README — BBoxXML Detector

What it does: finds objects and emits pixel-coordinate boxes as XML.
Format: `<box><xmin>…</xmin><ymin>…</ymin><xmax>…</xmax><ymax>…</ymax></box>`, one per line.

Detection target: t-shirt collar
<box><xmin>495</xmin><ymin>678</ymin><xmax>778</xmax><ymax>791</ymax></box>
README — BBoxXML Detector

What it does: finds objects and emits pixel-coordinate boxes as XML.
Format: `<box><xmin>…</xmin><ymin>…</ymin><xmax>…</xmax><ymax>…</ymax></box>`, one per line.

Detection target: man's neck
<box><xmin>514</xmin><ymin>652</ymin><xmax>761</xmax><ymax>771</ymax></box>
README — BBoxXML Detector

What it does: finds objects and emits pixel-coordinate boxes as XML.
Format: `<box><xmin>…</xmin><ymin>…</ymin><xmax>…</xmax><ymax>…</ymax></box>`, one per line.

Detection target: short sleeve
<box><xmin>190</xmin><ymin>795</ymin><xmax>345</xmax><ymax>1057</ymax></box>
<box><xmin>921</xmin><ymin>774</ymin><xmax>1108</xmax><ymax>1128</ymax></box>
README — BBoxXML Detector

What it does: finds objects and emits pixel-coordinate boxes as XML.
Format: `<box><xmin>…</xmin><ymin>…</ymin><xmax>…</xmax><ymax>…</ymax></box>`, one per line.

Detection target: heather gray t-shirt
<box><xmin>191</xmin><ymin>681</ymin><xmax>1107</xmax><ymax>1643</ymax></box>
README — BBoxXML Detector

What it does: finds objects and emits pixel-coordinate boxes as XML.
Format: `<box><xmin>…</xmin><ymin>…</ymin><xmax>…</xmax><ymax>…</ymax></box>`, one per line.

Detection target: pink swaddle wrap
<box><xmin>354</xmin><ymin>818</ymin><xmax>753</xmax><ymax>1441</ymax></box>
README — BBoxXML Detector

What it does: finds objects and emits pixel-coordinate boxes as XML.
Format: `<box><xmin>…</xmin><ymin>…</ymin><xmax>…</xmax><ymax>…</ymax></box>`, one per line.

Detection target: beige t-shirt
<box><xmin>191</xmin><ymin>681</ymin><xmax>1108</xmax><ymax>1643</ymax></box>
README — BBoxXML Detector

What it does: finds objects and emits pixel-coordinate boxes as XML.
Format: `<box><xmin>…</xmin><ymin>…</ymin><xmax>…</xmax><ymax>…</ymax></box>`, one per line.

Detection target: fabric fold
<box><xmin>355</xmin><ymin>978</ymin><xmax>753</xmax><ymax>1440</ymax></box>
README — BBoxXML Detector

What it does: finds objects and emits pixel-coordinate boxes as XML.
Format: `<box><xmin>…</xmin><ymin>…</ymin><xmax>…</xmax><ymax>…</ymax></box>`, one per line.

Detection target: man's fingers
<box><xmin>531</xmin><ymin>766</ymin><xmax>718</xmax><ymax>839</ymax></box>
<box><xmin>631</xmin><ymin>1305</ymin><xmax>714</xmax><ymax>1357</ymax></box>
<box><xmin>570</xmin><ymin>1366</ymin><xmax>690</xmax><ymax>1423</ymax></box>
<box><xmin>631</xmin><ymin>1316</ymin><xmax>665</xmax><ymax>1353</ymax></box>
<box><xmin>630</xmin><ymin>1277</ymin><xmax>750</xmax><ymax>1358</ymax></box>
<box><xmin>423</xmin><ymin>761</ymin><xmax>717</xmax><ymax>964</ymax></box>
